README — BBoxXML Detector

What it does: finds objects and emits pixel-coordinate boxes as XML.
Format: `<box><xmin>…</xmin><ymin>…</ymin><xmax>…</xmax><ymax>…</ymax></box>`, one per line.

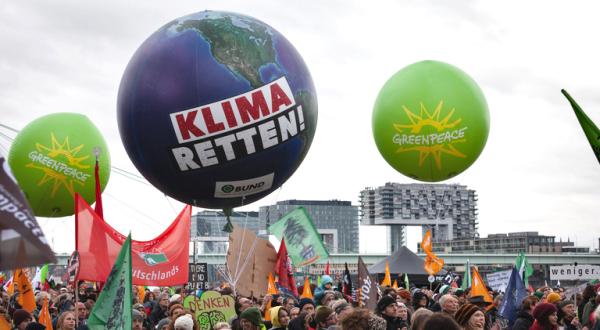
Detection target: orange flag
<box><xmin>265</xmin><ymin>272</ymin><xmax>278</xmax><ymax>321</ymax></box>
<box><xmin>38</xmin><ymin>297</ymin><xmax>53</xmax><ymax>330</ymax></box>
<box><xmin>300</xmin><ymin>277</ymin><xmax>313</xmax><ymax>299</ymax></box>
<box><xmin>422</xmin><ymin>230</ymin><xmax>444</xmax><ymax>275</ymax></box>
<box><xmin>381</xmin><ymin>259</ymin><xmax>392</xmax><ymax>286</ymax></box>
<box><xmin>392</xmin><ymin>279</ymin><xmax>398</xmax><ymax>289</ymax></box>
<box><xmin>15</xmin><ymin>269</ymin><xmax>35</xmax><ymax>313</ymax></box>
<box><xmin>471</xmin><ymin>266</ymin><xmax>493</xmax><ymax>304</ymax></box>
<box><xmin>137</xmin><ymin>286</ymin><xmax>145</xmax><ymax>304</ymax></box>
<box><xmin>0</xmin><ymin>314</ymin><xmax>10</xmax><ymax>330</ymax></box>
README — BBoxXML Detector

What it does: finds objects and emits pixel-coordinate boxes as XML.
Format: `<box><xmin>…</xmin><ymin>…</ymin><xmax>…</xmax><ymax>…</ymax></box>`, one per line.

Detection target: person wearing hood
<box><xmin>530</xmin><ymin>303</ymin><xmax>559</xmax><ymax>330</ymax></box>
<box><xmin>411</xmin><ymin>291</ymin><xmax>428</xmax><ymax>311</ymax></box>
<box><xmin>313</xmin><ymin>276</ymin><xmax>333</xmax><ymax>306</ymax></box>
<box><xmin>269</xmin><ymin>306</ymin><xmax>290</xmax><ymax>330</ymax></box>
<box><xmin>512</xmin><ymin>296</ymin><xmax>538</xmax><ymax>330</ymax></box>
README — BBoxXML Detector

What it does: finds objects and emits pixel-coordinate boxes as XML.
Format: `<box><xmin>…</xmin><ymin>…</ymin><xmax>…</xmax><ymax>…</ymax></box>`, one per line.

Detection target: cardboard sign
<box><xmin>183</xmin><ymin>291</ymin><xmax>236</xmax><ymax>330</ymax></box>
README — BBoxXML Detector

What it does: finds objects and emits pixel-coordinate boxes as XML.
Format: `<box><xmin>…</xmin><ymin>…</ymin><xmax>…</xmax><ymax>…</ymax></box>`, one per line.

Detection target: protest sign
<box><xmin>550</xmin><ymin>265</ymin><xmax>600</xmax><ymax>280</ymax></box>
<box><xmin>183</xmin><ymin>291</ymin><xmax>236</xmax><ymax>330</ymax></box>
<box><xmin>486</xmin><ymin>270</ymin><xmax>512</xmax><ymax>292</ymax></box>
<box><xmin>187</xmin><ymin>263</ymin><xmax>209</xmax><ymax>291</ymax></box>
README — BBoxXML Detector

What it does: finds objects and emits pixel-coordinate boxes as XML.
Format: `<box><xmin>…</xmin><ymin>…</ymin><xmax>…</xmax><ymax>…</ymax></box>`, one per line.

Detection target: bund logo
<box><xmin>26</xmin><ymin>133</ymin><xmax>91</xmax><ymax>197</ymax></box>
<box><xmin>139</xmin><ymin>252</ymin><xmax>169</xmax><ymax>266</ymax></box>
<box><xmin>392</xmin><ymin>101</ymin><xmax>468</xmax><ymax>170</ymax></box>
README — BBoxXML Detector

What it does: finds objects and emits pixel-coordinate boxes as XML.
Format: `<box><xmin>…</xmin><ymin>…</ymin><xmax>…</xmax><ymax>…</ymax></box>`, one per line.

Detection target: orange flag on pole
<box><xmin>422</xmin><ymin>229</ymin><xmax>444</xmax><ymax>275</ymax></box>
<box><xmin>38</xmin><ymin>297</ymin><xmax>53</xmax><ymax>330</ymax></box>
<box><xmin>137</xmin><ymin>286</ymin><xmax>145</xmax><ymax>304</ymax></box>
<box><xmin>471</xmin><ymin>266</ymin><xmax>493</xmax><ymax>304</ymax></box>
<box><xmin>300</xmin><ymin>277</ymin><xmax>313</xmax><ymax>299</ymax></box>
<box><xmin>381</xmin><ymin>259</ymin><xmax>392</xmax><ymax>287</ymax></box>
<box><xmin>265</xmin><ymin>272</ymin><xmax>278</xmax><ymax>321</ymax></box>
<box><xmin>14</xmin><ymin>269</ymin><xmax>35</xmax><ymax>313</ymax></box>
<box><xmin>0</xmin><ymin>314</ymin><xmax>10</xmax><ymax>330</ymax></box>
<box><xmin>392</xmin><ymin>279</ymin><xmax>398</xmax><ymax>289</ymax></box>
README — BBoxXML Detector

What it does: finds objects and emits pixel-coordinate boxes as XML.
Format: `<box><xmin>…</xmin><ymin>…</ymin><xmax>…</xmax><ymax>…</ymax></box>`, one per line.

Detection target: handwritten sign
<box><xmin>183</xmin><ymin>291</ymin><xmax>235</xmax><ymax>330</ymax></box>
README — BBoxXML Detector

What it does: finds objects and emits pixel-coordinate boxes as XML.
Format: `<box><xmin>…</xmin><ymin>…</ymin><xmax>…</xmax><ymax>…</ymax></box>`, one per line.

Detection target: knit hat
<box><xmin>367</xmin><ymin>313</ymin><xmax>387</xmax><ymax>330</ymax></box>
<box><xmin>397</xmin><ymin>289</ymin><xmax>411</xmax><ymax>301</ymax></box>
<box><xmin>546</xmin><ymin>292</ymin><xmax>561</xmax><ymax>304</ymax></box>
<box><xmin>24</xmin><ymin>323</ymin><xmax>46</xmax><ymax>330</ymax></box>
<box><xmin>320</xmin><ymin>275</ymin><xmax>333</xmax><ymax>287</ymax></box>
<box><xmin>132</xmin><ymin>309</ymin><xmax>144</xmax><ymax>321</ymax></box>
<box><xmin>270</xmin><ymin>306</ymin><xmax>283</xmax><ymax>327</ymax></box>
<box><xmin>377</xmin><ymin>295</ymin><xmax>396</xmax><ymax>313</ymax></box>
<box><xmin>173</xmin><ymin>314</ymin><xmax>194</xmax><ymax>330</ymax></box>
<box><xmin>169</xmin><ymin>294</ymin><xmax>182</xmax><ymax>303</ymax></box>
<box><xmin>156</xmin><ymin>318</ymin><xmax>170</xmax><ymax>330</ymax></box>
<box><xmin>558</xmin><ymin>300</ymin><xmax>574</xmax><ymax>309</ymax></box>
<box><xmin>298</xmin><ymin>297</ymin><xmax>315</xmax><ymax>310</ymax></box>
<box><xmin>454</xmin><ymin>303</ymin><xmax>480</xmax><ymax>326</ymax></box>
<box><xmin>532</xmin><ymin>303</ymin><xmax>558</xmax><ymax>322</ymax></box>
<box><xmin>240</xmin><ymin>307</ymin><xmax>263</xmax><ymax>326</ymax></box>
<box><xmin>12</xmin><ymin>309</ymin><xmax>31</xmax><ymax>326</ymax></box>
<box><xmin>169</xmin><ymin>303</ymin><xmax>184</xmax><ymax>316</ymax></box>
<box><xmin>314</xmin><ymin>306</ymin><xmax>334</xmax><ymax>324</ymax></box>
<box><xmin>533</xmin><ymin>291</ymin><xmax>544</xmax><ymax>300</ymax></box>
<box><xmin>439</xmin><ymin>284</ymin><xmax>451</xmax><ymax>295</ymax></box>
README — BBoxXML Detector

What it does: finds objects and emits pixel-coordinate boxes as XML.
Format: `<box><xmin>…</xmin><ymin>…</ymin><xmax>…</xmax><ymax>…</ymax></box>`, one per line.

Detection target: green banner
<box><xmin>184</xmin><ymin>291</ymin><xmax>235</xmax><ymax>330</ymax></box>
<box><xmin>268</xmin><ymin>207</ymin><xmax>329</xmax><ymax>267</ymax></box>
<box><xmin>88</xmin><ymin>234</ymin><xmax>132</xmax><ymax>330</ymax></box>
<box><xmin>562</xmin><ymin>89</ymin><xmax>600</xmax><ymax>164</ymax></box>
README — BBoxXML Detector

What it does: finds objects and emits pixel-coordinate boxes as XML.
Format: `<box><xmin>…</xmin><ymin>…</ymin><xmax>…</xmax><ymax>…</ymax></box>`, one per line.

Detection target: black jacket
<box><xmin>512</xmin><ymin>310</ymin><xmax>534</xmax><ymax>330</ymax></box>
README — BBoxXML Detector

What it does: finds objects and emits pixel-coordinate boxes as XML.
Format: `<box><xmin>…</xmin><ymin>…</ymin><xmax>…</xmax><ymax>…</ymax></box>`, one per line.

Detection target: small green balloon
<box><xmin>372</xmin><ymin>60</ymin><xmax>490</xmax><ymax>182</ymax></box>
<box><xmin>8</xmin><ymin>113</ymin><xmax>110</xmax><ymax>217</ymax></box>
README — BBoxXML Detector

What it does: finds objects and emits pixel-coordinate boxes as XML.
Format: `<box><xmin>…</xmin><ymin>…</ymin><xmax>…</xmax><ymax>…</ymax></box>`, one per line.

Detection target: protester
<box><xmin>240</xmin><ymin>307</ymin><xmax>265</xmax><ymax>330</ymax></box>
<box><xmin>287</xmin><ymin>312</ymin><xmax>309</xmax><ymax>330</ymax></box>
<box><xmin>269</xmin><ymin>306</ymin><xmax>290</xmax><ymax>330</ymax></box>
<box><xmin>313</xmin><ymin>306</ymin><xmax>337</xmax><ymax>330</ymax></box>
<box><xmin>411</xmin><ymin>290</ymin><xmax>428</xmax><ymax>311</ymax></box>
<box><xmin>132</xmin><ymin>309</ymin><xmax>144</xmax><ymax>330</ymax></box>
<box><xmin>582</xmin><ymin>294</ymin><xmax>600</xmax><ymax>327</ymax></box>
<box><xmin>409</xmin><ymin>308</ymin><xmax>432</xmax><ymax>330</ymax></box>
<box><xmin>173</xmin><ymin>313</ymin><xmax>195</xmax><ymax>330</ymax></box>
<box><xmin>313</xmin><ymin>276</ymin><xmax>333</xmax><ymax>306</ymax></box>
<box><xmin>454</xmin><ymin>303</ymin><xmax>485</xmax><ymax>330</ymax></box>
<box><xmin>151</xmin><ymin>293</ymin><xmax>170</xmax><ymax>325</ymax></box>
<box><xmin>338</xmin><ymin>308</ymin><xmax>386</xmax><ymax>330</ymax></box>
<box><xmin>421</xmin><ymin>313</ymin><xmax>461</xmax><ymax>330</ymax></box>
<box><xmin>439</xmin><ymin>294</ymin><xmax>460</xmax><ymax>317</ymax></box>
<box><xmin>289</xmin><ymin>307</ymin><xmax>300</xmax><ymax>320</ymax></box>
<box><xmin>56</xmin><ymin>311</ymin><xmax>76</xmax><ymax>330</ymax></box>
<box><xmin>556</xmin><ymin>300</ymin><xmax>580</xmax><ymax>329</ymax></box>
<box><xmin>298</xmin><ymin>298</ymin><xmax>315</xmax><ymax>315</ymax></box>
<box><xmin>12</xmin><ymin>309</ymin><xmax>32</xmax><ymax>330</ymax></box>
<box><xmin>531</xmin><ymin>303</ymin><xmax>559</xmax><ymax>330</ymax></box>
<box><xmin>156</xmin><ymin>318</ymin><xmax>170</xmax><ymax>330</ymax></box>
<box><xmin>214</xmin><ymin>322</ymin><xmax>232</xmax><ymax>330</ymax></box>
<box><xmin>512</xmin><ymin>296</ymin><xmax>538</xmax><ymax>330</ymax></box>
<box><xmin>376</xmin><ymin>295</ymin><xmax>405</xmax><ymax>329</ymax></box>
<box><xmin>396</xmin><ymin>302</ymin><xmax>409</xmax><ymax>325</ymax></box>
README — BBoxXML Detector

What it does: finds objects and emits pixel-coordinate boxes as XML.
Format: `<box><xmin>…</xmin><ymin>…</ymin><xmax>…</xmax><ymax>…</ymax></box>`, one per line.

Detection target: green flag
<box><xmin>562</xmin><ymin>89</ymin><xmax>600</xmax><ymax>164</ymax></box>
<box><xmin>404</xmin><ymin>273</ymin><xmax>410</xmax><ymax>290</ymax></box>
<box><xmin>515</xmin><ymin>251</ymin><xmax>533</xmax><ymax>287</ymax></box>
<box><xmin>88</xmin><ymin>234</ymin><xmax>133</xmax><ymax>330</ymax></box>
<box><xmin>268</xmin><ymin>207</ymin><xmax>329</xmax><ymax>267</ymax></box>
<box><xmin>461</xmin><ymin>260</ymin><xmax>471</xmax><ymax>290</ymax></box>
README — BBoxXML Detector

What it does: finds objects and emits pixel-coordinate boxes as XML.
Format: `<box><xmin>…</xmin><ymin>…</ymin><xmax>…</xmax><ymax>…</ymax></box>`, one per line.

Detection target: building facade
<box><xmin>418</xmin><ymin>231</ymin><xmax>590</xmax><ymax>254</ymax></box>
<box><xmin>191</xmin><ymin>210</ymin><xmax>262</xmax><ymax>254</ymax></box>
<box><xmin>360</xmin><ymin>183</ymin><xmax>479</xmax><ymax>252</ymax></box>
<box><xmin>259</xmin><ymin>200</ymin><xmax>359</xmax><ymax>253</ymax></box>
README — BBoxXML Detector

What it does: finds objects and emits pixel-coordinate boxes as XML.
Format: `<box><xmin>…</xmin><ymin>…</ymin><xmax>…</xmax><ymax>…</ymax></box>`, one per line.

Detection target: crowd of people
<box><xmin>2</xmin><ymin>275</ymin><xmax>600</xmax><ymax>330</ymax></box>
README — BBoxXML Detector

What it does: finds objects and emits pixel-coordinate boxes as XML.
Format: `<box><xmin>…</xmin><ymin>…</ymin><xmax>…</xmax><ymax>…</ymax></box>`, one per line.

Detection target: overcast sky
<box><xmin>1</xmin><ymin>1</ymin><xmax>600</xmax><ymax>255</ymax></box>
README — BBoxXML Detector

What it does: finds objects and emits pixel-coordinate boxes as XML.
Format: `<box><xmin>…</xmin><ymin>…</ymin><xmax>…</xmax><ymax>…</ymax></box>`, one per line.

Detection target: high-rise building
<box><xmin>191</xmin><ymin>210</ymin><xmax>262</xmax><ymax>254</ymax></box>
<box><xmin>360</xmin><ymin>183</ymin><xmax>478</xmax><ymax>252</ymax></box>
<box><xmin>259</xmin><ymin>200</ymin><xmax>359</xmax><ymax>253</ymax></box>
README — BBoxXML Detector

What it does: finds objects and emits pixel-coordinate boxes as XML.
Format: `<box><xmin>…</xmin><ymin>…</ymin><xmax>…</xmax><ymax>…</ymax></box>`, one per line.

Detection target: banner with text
<box><xmin>550</xmin><ymin>265</ymin><xmax>600</xmax><ymax>280</ymax></box>
<box><xmin>486</xmin><ymin>270</ymin><xmax>512</xmax><ymax>292</ymax></box>
<box><xmin>184</xmin><ymin>291</ymin><xmax>235</xmax><ymax>330</ymax></box>
<box><xmin>187</xmin><ymin>263</ymin><xmax>209</xmax><ymax>291</ymax></box>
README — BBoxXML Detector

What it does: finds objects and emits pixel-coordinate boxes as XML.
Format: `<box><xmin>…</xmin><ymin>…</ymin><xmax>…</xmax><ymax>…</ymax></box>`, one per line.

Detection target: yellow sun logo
<box><xmin>392</xmin><ymin>101</ymin><xmax>467</xmax><ymax>170</ymax></box>
<box><xmin>26</xmin><ymin>133</ymin><xmax>90</xmax><ymax>197</ymax></box>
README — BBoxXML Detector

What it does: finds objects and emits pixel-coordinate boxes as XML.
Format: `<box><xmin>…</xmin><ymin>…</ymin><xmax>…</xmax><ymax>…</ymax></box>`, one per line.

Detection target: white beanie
<box><xmin>174</xmin><ymin>314</ymin><xmax>194</xmax><ymax>330</ymax></box>
<box><xmin>169</xmin><ymin>293</ymin><xmax>182</xmax><ymax>303</ymax></box>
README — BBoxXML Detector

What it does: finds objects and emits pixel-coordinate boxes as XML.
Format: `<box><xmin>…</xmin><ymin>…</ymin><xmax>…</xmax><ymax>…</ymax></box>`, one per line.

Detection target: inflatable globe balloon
<box><xmin>118</xmin><ymin>11</ymin><xmax>317</xmax><ymax>209</ymax></box>
<box><xmin>8</xmin><ymin>113</ymin><xmax>110</xmax><ymax>217</ymax></box>
<box><xmin>372</xmin><ymin>60</ymin><xmax>489</xmax><ymax>182</ymax></box>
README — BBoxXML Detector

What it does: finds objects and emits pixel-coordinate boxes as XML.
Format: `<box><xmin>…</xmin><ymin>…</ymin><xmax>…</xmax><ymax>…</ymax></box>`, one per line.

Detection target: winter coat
<box><xmin>512</xmin><ymin>310</ymin><xmax>534</xmax><ymax>330</ymax></box>
<box><xmin>582</xmin><ymin>298</ymin><xmax>597</xmax><ymax>326</ymax></box>
<box><xmin>528</xmin><ymin>320</ymin><xmax>558</xmax><ymax>330</ymax></box>
<box><xmin>381</xmin><ymin>313</ymin><xmax>406</xmax><ymax>330</ymax></box>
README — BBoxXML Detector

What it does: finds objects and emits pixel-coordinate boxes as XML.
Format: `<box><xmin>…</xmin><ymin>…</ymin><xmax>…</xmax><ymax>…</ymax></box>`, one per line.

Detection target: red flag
<box><xmin>93</xmin><ymin>158</ymin><xmax>103</xmax><ymax>218</ymax></box>
<box><xmin>75</xmin><ymin>194</ymin><xmax>191</xmax><ymax>286</ymax></box>
<box><xmin>325</xmin><ymin>260</ymin><xmax>330</xmax><ymax>275</ymax></box>
<box><xmin>275</xmin><ymin>238</ymin><xmax>298</xmax><ymax>297</ymax></box>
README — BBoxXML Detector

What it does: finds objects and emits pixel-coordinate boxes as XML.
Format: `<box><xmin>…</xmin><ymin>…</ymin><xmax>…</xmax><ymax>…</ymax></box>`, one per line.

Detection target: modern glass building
<box><xmin>191</xmin><ymin>210</ymin><xmax>262</xmax><ymax>254</ymax></box>
<box><xmin>259</xmin><ymin>200</ymin><xmax>360</xmax><ymax>253</ymax></box>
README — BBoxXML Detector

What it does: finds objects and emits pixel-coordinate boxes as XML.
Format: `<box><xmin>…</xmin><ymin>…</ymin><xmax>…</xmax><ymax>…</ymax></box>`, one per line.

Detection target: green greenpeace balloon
<box><xmin>8</xmin><ymin>113</ymin><xmax>110</xmax><ymax>217</ymax></box>
<box><xmin>373</xmin><ymin>60</ymin><xmax>490</xmax><ymax>182</ymax></box>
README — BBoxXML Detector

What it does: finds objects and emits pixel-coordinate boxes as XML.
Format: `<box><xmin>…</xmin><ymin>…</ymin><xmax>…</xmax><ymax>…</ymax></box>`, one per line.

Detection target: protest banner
<box><xmin>550</xmin><ymin>264</ymin><xmax>600</xmax><ymax>280</ymax></box>
<box><xmin>486</xmin><ymin>269</ymin><xmax>512</xmax><ymax>292</ymax></box>
<box><xmin>183</xmin><ymin>291</ymin><xmax>236</xmax><ymax>330</ymax></box>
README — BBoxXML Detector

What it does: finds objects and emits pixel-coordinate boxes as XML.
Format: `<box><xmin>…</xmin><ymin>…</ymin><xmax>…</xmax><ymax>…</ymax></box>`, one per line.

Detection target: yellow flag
<box><xmin>38</xmin><ymin>297</ymin><xmax>53</xmax><ymax>330</ymax></box>
<box><xmin>265</xmin><ymin>273</ymin><xmax>278</xmax><ymax>321</ymax></box>
<box><xmin>392</xmin><ymin>279</ymin><xmax>398</xmax><ymax>289</ymax></box>
<box><xmin>381</xmin><ymin>259</ymin><xmax>392</xmax><ymax>287</ymax></box>
<box><xmin>15</xmin><ymin>269</ymin><xmax>36</xmax><ymax>313</ymax></box>
<box><xmin>471</xmin><ymin>267</ymin><xmax>493</xmax><ymax>304</ymax></box>
<box><xmin>300</xmin><ymin>277</ymin><xmax>313</xmax><ymax>299</ymax></box>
